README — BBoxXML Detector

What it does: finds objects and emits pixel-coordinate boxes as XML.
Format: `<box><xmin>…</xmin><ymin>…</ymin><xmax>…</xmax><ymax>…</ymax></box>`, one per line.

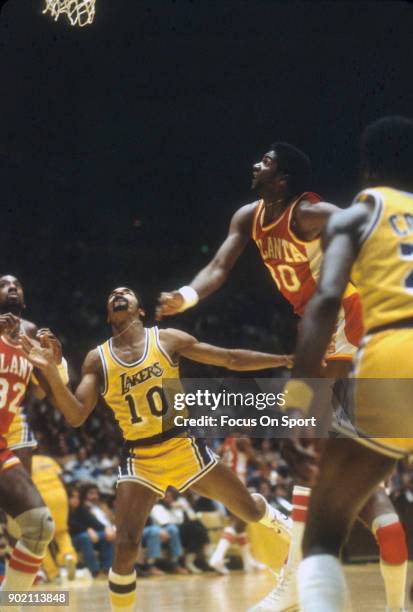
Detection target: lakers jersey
<box><xmin>98</xmin><ymin>327</ymin><xmax>180</xmax><ymax>442</ymax></box>
<box><xmin>352</xmin><ymin>187</ymin><xmax>413</xmax><ymax>333</ymax></box>
<box><xmin>252</xmin><ymin>193</ymin><xmax>363</xmax><ymax>353</ymax></box>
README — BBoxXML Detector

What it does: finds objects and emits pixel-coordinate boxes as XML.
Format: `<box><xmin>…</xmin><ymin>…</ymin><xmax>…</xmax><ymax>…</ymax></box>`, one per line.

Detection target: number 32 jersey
<box><xmin>98</xmin><ymin>327</ymin><xmax>180</xmax><ymax>442</ymax></box>
<box><xmin>252</xmin><ymin>192</ymin><xmax>363</xmax><ymax>359</ymax></box>
<box><xmin>0</xmin><ymin>336</ymin><xmax>33</xmax><ymax>447</ymax></box>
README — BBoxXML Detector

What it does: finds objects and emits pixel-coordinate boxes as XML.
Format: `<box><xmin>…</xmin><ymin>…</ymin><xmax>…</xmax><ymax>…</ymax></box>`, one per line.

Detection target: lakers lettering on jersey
<box><xmin>252</xmin><ymin>193</ymin><xmax>363</xmax><ymax>358</ymax></box>
<box><xmin>98</xmin><ymin>326</ymin><xmax>179</xmax><ymax>442</ymax></box>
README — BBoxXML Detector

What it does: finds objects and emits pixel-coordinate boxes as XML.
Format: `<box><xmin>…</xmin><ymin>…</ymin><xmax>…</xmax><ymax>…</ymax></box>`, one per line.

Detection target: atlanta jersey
<box><xmin>0</xmin><ymin>335</ymin><xmax>33</xmax><ymax>449</ymax></box>
<box><xmin>252</xmin><ymin>192</ymin><xmax>363</xmax><ymax>359</ymax></box>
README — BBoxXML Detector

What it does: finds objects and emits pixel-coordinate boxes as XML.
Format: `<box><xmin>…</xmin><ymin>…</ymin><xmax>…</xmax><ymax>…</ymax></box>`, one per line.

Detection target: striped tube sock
<box><xmin>287</xmin><ymin>485</ymin><xmax>310</xmax><ymax>570</ymax></box>
<box><xmin>372</xmin><ymin>513</ymin><xmax>407</xmax><ymax>611</ymax></box>
<box><xmin>2</xmin><ymin>542</ymin><xmax>43</xmax><ymax>590</ymax></box>
<box><xmin>108</xmin><ymin>569</ymin><xmax>137</xmax><ymax>612</ymax></box>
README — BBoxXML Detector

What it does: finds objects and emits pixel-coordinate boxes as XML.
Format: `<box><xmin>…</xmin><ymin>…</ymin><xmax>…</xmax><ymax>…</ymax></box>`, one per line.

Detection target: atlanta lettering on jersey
<box><xmin>120</xmin><ymin>362</ymin><xmax>164</xmax><ymax>395</ymax></box>
<box><xmin>256</xmin><ymin>236</ymin><xmax>308</xmax><ymax>262</ymax></box>
<box><xmin>0</xmin><ymin>353</ymin><xmax>31</xmax><ymax>381</ymax></box>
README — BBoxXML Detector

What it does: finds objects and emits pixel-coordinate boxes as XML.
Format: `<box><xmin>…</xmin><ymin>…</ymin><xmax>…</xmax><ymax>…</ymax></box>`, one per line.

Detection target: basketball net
<box><xmin>43</xmin><ymin>0</ymin><xmax>96</xmax><ymax>27</ymax></box>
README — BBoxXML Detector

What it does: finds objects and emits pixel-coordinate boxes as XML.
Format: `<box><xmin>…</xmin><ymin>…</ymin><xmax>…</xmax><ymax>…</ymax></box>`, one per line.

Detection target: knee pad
<box><xmin>15</xmin><ymin>507</ymin><xmax>55</xmax><ymax>557</ymax></box>
<box><xmin>372</xmin><ymin>513</ymin><xmax>407</xmax><ymax>565</ymax></box>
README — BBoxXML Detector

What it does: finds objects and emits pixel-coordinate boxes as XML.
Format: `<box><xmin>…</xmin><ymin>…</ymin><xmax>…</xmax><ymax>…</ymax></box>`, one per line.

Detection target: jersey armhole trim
<box><xmin>356</xmin><ymin>189</ymin><xmax>384</xmax><ymax>246</ymax></box>
<box><xmin>154</xmin><ymin>327</ymin><xmax>179</xmax><ymax>367</ymax></box>
<box><xmin>251</xmin><ymin>201</ymin><xmax>263</xmax><ymax>240</ymax></box>
<box><xmin>97</xmin><ymin>345</ymin><xmax>109</xmax><ymax>397</ymax></box>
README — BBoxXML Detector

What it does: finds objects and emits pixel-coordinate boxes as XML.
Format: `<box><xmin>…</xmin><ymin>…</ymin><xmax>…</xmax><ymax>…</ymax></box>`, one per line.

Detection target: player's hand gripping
<box><xmin>20</xmin><ymin>334</ymin><xmax>56</xmax><ymax>373</ymax></box>
<box><xmin>36</xmin><ymin>328</ymin><xmax>63</xmax><ymax>364</ymax></box>
<box><xmin>0</xmin><ymin>313</ymin><xmax>20</xmax><ymax>335</ymax></box>
<box><xmin>155</xmin><ymin>291</ymin><xmax>184</xmax><ymax>320</ymax></box>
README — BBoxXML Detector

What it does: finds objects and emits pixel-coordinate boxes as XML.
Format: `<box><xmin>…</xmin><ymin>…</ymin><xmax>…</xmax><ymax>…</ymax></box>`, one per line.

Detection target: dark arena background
<box><xmin>1</xmin><ymin>1</ymin><xmax>413</xmax><ymax>610</ymax></box>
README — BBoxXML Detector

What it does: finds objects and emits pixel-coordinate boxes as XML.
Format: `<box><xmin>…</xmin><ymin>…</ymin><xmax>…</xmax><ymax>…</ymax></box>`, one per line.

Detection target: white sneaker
<box><xmin>248</xmin><ymin>567</ymin><xmax>299</xmax><ymax>612</ymax></box>
<box><xmin>243</xmin><ymin>558</ymin><xmax>267</xmax><ymax>573</ymax></box>
<box><xmin>209</xmin><ymin>558</ymin><xmax>229</xmax><ymax>575</ymax></box>
<box><xmin>252</xmin><ymin>494</ymin><xmax>292</xmax><ymax>538</ymax></box>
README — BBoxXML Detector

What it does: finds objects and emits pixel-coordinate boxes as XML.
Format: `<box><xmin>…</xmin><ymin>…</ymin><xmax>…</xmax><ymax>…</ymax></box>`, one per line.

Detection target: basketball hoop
<box><xmin>43</xmin><ymin>0</ymin><xmax>96</xmax><ymax>27</ymax></box>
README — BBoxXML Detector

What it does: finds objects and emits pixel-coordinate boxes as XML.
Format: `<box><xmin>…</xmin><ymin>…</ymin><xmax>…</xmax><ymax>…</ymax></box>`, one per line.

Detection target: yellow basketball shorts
<box><xmin>335</xmin><ymin>328</ymin><xmax>413</xmax><ymax>459</ymax></box>
<box><xmin>118</xmin><ymin>436</ymin><xmax>218</xmax><ymax>496</ymax></box>
<box><xmin>6</xmin><ymin>409</ymin><xmax>37</xmax><ymax>451</ymax></box>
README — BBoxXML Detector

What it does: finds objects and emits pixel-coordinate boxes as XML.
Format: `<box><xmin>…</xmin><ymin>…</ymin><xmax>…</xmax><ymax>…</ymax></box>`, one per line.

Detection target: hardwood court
<box><xmin>20</xmin><ymin>563</ymin><xmax>413</xmax><ymax>611</ymax></box>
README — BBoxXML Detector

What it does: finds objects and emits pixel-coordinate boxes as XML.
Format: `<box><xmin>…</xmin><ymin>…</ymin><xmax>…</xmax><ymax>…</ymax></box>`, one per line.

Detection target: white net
<box><xmin>43</xmin><ymin>0</ymin><xmax>96</xmax><ymax>27</ymax></box>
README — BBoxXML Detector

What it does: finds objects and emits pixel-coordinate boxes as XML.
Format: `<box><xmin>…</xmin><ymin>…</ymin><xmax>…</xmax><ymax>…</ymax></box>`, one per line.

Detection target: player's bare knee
<box><xmin>15</xmin><ymin>506</ymin><xmax>55</xmax><ymax>557</ymax></box>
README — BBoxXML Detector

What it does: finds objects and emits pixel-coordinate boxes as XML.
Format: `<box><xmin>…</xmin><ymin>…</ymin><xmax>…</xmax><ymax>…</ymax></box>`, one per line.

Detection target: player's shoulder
<box><xmin>158</xmin><ymin>327</ymin><xmax>197</xmax><ymax>353</ymax></box>
<box><xmin>159</xmin><ymin>327</ymin><xmax>196</xmax><ymax>343</ymax></box>
<box><xmin>324</xmin><ymin>202</ymin><xmax>373</xmax><ymax>246</ymax></box>
<box><xmin>21</xmin><ymin>319</ymin><xmax>38</xmax><ymax>338</ymax></box>
<box><xmin>232</xmin><ymin>201</ymin><xmax>259</xmax><ymax>225</ymax></box>
<box><xmin>82</xmin><ymin>347</ymin><xmax>103</xmax><ymax>373</ymax></box>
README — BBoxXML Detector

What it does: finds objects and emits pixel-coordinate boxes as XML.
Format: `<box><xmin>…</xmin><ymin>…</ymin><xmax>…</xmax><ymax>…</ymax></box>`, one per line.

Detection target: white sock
<box><xmin>2</xmin><ymin>541</ymin><xmax>43</xmax><ymax>591</ymax></box>
<box><xmin>372</xmin><ymin>513</ymin><xmax>407</xmax><ymax>611</ymax></box>
<box><xmin>297</xmin><ymin>554</ymin><xmax>347</xmax><ymax>612</ymax></box>
<box><xmin>108</xmin><ymin>569</ymin><xmax>137</xmax><ymax>612</ymax></box>
<box><xmin>209</xmin><ymin>527</ymin><xmax>235</xmax><ymax>565</ymax></box>
<box><xmin>287</xmin><ymin>485</ymin><xmax>310</xmax><ymax>570</ymax></box>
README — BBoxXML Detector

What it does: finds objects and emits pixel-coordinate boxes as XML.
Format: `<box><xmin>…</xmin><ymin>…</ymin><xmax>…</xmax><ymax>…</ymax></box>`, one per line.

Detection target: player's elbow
<box><xmin>66</xmin><ymin>414</ymin><xmax>85</xmax><ymax>428</ymax></box>
<box><xmin>225</xmin><ymin>349</ymin><xmax>244</xmax><ymax>371</ymax></box>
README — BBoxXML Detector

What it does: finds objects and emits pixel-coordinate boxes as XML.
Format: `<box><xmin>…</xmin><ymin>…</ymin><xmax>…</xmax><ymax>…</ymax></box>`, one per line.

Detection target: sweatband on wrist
<box><xmin>177</xmin><ymin>286</ymin><xmax>199</xmax><ymax>312</ymax></box>
<box><xmin>282</xmin><ymin>379</ymin><xmax>314</xmax><ymax>414</ymax></box>
<box><xmin>57</xmin><ymin>357</ymin><xmax>69</xmax><ymax>385</ymax></box>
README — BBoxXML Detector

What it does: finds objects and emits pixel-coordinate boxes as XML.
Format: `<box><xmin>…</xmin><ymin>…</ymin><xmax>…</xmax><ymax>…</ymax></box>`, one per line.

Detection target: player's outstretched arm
<box><xmin>292</xmin><ymin>204</ymin><xmax>369</xmax><ymax>377</ymax></box>
<box><xmin>162</xmin><ymin>328</ymin><xmax>292</xmax><ymax>370</ymax></box>
<box><xmin>156</xmin><ymin>204</ymin><xmax>255</xmax><ymax>319</ymax></box>
<box><xmin>20</xmin><ymin>335</ymin><xmax>100</xmax><ymax>427</ymax></box>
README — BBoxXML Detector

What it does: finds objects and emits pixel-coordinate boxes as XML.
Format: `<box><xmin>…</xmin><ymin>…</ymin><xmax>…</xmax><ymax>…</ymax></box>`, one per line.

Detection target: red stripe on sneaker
<box><xmin>292</xmin><ymin>495</ymin><xmax>310</xmax><ymax>507</ymax></box>
<box><xmin>9</xmin><ymin>559</ymin><xmax>41</xmax><ymax>574</ymax></box>
<box><xmin>292</xmin><ymin>508</ymin><xmax>307</xmax><ymax>522</ymax></box>
<box><xmin>13</xmin><ymin>548</ymin><xmax>42</xmax><ymax>564</ymax></box>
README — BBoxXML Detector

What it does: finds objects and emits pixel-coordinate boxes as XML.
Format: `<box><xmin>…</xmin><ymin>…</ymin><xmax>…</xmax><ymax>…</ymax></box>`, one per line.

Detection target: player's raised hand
<box><xmin>37</xmin><ymin>328</ymin><xmax>63</xmax><ymax>364</ymax></box>
<box><xmin>0</xmin><ymin>313</ymin><xmax>20</xmax><ymax>335</ymax></box>
<box><xmin>155</xmin><ymin>291</ymin><xmax>184</xmax><ymax>320</ymax></box>
<box><xmin>20</xmin><ymin>334</ymin><xmax>56</xmax><ymax>372</ymax></box>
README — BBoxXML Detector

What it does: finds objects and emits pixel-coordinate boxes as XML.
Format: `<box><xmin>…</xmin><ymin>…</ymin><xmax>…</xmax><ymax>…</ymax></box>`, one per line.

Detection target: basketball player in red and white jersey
<box><xmin>0</xmin><ymin>313</ymin><xmax>55</xmax><ymax>595</ymax></box>
<box><xmin>209</xmin><ymin>437</ymin><xmax>270</xmax><ymax>574</ymax></box>
<box><xmin>157</xmin><ymin>143</ymin><xmax>407</xmax><ymax>612</ymax></box>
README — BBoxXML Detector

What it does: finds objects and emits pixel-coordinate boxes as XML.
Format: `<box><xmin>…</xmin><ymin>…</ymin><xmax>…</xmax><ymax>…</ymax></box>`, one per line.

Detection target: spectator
<box><xmin>64</xmin><ymin>448</ymin><xmax>97</xmax><ymax>484</ymax></box>
<box><xmin>68</xmin><ymin>486</ymin><xmax>114</xmax><ymax>577</ymax></box>
<box><xmin>150</xmin><ymin>501</ymin><xmax>188</xmax><ymax>574</ymax></box>
<box><xmin>163</xmin><ymin>490</ymin><xmax>210</xmax><ymax>573</ymax></box>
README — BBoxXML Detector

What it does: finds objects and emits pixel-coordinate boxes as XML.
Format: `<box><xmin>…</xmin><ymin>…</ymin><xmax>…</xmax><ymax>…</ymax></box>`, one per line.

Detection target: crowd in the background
<box><xmin>2</xmin><ymin>421</ymin><xmax>413</xmax><ymax>584</ymax></box>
